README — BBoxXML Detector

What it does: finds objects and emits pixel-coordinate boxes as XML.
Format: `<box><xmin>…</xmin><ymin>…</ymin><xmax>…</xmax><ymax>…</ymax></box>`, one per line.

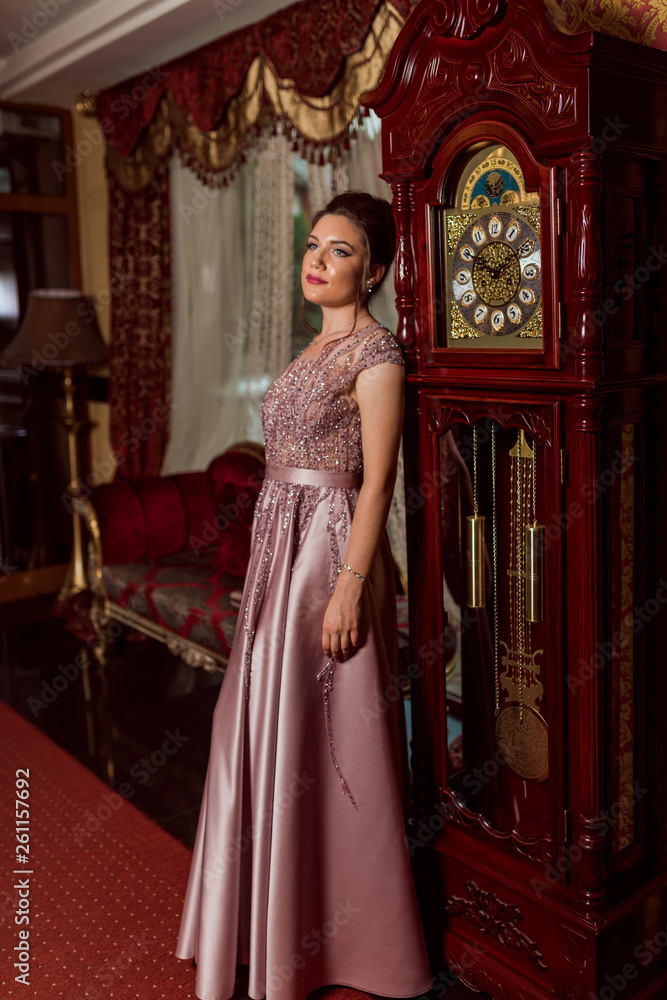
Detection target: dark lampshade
<box><xmin>1</xmin><ymin>289</ymin><xmax>108</xmax><ymax>371</ymax></box>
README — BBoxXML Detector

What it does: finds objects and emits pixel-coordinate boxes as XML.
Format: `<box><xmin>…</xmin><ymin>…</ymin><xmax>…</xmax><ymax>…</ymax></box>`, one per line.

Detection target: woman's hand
<box><xmin>322</xmin><ymin>573</ymin><xmax>364</xmax><ymax>661</ymax></box>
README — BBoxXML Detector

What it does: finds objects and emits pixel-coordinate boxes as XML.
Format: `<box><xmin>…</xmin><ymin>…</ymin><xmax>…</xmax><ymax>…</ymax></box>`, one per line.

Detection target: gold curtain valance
<box><xmin>104</xmin><ymin>2</ymin><xmax>405</xmax><ymax>193</ymax></box>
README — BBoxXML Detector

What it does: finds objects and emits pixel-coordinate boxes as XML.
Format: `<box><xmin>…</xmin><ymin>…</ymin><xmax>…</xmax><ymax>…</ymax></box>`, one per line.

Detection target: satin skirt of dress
<box><xmin>176</xmin><ymin>469</ymin><xmax>432</xmax><ymax>1000</ymax></box>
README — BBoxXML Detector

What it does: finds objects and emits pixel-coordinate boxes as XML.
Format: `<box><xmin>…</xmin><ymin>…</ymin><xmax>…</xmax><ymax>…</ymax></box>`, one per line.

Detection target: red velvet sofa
<box><xmin>74</xmin><ymin>443</ymin><xmax>265</xmax><ymax>673</ymax></box>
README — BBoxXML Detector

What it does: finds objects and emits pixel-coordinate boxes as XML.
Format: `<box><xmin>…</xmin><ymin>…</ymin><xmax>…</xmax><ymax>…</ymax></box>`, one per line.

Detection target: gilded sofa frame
<box><xmin>73</xmin><ymin>495</ymin><xmax>226</xmax><ymax>674</ymax></box>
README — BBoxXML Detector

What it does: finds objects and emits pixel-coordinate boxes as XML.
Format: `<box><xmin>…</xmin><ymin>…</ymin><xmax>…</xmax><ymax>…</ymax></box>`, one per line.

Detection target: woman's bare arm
<box><xmin>321</xmin><ymin>361</ymin><xmax>404</xmax><ymax>660</ymax></box>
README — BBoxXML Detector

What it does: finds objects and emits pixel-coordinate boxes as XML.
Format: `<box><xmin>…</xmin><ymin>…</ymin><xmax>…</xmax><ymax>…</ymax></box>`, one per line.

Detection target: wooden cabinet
<box><xmin>365</xmin><ymin>2</ymin><xmax>667</xmax><ymax>997</ymax></box>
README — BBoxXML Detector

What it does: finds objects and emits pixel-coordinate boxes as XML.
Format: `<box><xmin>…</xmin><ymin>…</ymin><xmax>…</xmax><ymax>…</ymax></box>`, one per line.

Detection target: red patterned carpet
<box><xmin>0</xmin><ymin>701</ymin><xmax>381</xmax><ymax>1000</ymax></box>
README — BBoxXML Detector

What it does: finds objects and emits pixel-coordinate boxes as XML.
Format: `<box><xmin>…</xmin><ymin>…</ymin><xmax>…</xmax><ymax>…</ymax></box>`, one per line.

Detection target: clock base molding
<box><xmin>444</xmin><ymin>942</ymin><xmax>667</xmax><ymax>1000</ymax></box>
<box><xmin>430</xmin><ymin>841</ymin><xmax>667</xmax><ymax>1000</ymax></box>
<box><xmin>445</xmin><ymin>946</ymin><xmax>531</xmax><ymax>1000</ymax></box>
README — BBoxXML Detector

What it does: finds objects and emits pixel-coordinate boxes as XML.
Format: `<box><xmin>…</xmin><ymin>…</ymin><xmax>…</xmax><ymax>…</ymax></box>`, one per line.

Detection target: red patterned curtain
<box><xmin>96</xmin><ymin>0</ymin><xmax>411</xmax><ymax>479</ymax></box>
<box><xmin>107</xmin><ymin>161</ymin><xmax>171</xmax><ymax>479</ymax></box>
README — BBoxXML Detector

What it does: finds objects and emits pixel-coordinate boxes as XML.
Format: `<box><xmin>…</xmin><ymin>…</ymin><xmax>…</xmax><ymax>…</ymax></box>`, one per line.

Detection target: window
<box><xmin>0</xmin><ymin>103</ymin><xmax>80</xmax><ymax>350</ymax></box>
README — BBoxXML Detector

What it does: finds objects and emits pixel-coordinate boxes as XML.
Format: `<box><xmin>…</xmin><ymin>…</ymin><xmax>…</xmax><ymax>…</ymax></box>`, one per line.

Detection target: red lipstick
<box><xmin>306</xmin><ymin>275</ymin><xmax>326</xmax><ymax>284</ymax></box>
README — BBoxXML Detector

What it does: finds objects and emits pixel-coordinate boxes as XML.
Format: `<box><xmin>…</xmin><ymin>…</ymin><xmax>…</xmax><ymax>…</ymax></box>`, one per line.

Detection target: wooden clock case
<box><xmin>364</xmin><ymin>1</ymin><xmax>667</xmax><ymax>998</ymax></box>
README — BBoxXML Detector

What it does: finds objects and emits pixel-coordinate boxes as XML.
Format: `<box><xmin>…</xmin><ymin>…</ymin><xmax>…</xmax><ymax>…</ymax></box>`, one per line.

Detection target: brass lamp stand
<box><xmin>1</xmin><ymin>289</ymin><xmax>108</xmax><ymax>598</ymax></box>
<box><xmin>59</xmin><ymin>366</ymin><xmax>88</xmax><ymax>599</ymax></box>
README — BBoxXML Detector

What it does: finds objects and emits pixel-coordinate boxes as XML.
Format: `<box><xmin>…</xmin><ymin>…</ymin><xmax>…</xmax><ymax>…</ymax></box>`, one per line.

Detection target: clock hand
<box><xmin>477</xmin><ymin>260</ymin><xmax>501</xmax><ymax>279</ymax></box>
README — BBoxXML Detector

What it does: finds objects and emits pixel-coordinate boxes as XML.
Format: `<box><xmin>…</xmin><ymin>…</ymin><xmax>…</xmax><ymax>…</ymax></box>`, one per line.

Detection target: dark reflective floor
<box><xmin>0</xmin><ymin>593</ymin><xmax>223</xmax><ymax>850</ymax></box>
<box><xmin>0</xmin><ymin>593</ymin><xmax>485</xmax><ymax>1000</ymax></box>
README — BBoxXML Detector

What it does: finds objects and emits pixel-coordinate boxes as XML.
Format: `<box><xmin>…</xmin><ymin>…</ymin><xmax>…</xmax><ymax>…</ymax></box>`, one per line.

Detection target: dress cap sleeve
<box><xmin>355</xmin><ymin>326</ymin><xmax>405</xmax><ymax>373</ymax></box>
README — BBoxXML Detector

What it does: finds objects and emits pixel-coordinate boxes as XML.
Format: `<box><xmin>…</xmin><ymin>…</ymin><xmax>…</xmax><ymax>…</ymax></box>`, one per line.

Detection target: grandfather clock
<box><xmin>365</xmin><ymin>2</ymin><xmax>667</xmax><ymax>998</ymax></box>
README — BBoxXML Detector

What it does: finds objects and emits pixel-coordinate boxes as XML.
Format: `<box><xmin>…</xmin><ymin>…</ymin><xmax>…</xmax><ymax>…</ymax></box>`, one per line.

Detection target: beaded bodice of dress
<box><xmin>261</xmin><ymin>324</ymin><xmax>404</xmax><ymax>473</ymax></box>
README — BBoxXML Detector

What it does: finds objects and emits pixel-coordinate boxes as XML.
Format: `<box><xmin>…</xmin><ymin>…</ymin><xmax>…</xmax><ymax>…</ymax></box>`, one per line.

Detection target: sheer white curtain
<box><xmin>161</xmin><ymin>154</ymin><xmax>255</xmax><ymax>474</ymax></box>
<box><xmin>161</xmin><ymin>134</ymin><xmax>293</xmax><ymax>474</ymax></box>
<box><xmin>239</xmin><ymin>134</ymin><xmax>294</xmax><ymax>443</ymax></box>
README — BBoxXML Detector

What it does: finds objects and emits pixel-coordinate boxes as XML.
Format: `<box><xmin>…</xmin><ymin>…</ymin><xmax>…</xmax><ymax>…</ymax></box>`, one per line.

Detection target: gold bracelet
<box><xmin>341</xmin><ymin>563</ymin><xmax>367</xmax><ymax>584</ymax></box>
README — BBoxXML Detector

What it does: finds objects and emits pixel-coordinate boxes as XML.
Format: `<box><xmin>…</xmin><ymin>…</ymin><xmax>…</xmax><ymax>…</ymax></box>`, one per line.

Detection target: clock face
<box><xmin>450</xmin><ymin>210</ymin><xmax>542</xmax><ymax>338</ymax></box>
<box><xmin>439</xmin><ymin>144</ymin><xmax>545</xmax><ymax>349</ymax></box>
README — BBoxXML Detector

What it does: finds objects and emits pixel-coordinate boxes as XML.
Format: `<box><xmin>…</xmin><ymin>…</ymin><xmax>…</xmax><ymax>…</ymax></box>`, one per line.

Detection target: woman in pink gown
<box><xmin>176</xmin><ymin>192</ymin><xmax>432</xmax><ymax>1000</ymax></box>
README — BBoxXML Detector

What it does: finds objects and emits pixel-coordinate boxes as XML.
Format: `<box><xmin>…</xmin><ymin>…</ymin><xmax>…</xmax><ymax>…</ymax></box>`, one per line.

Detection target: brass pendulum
<box><xmin>495</xmin><ymin>428</ymin><xmax>549</xmax><ymax>784</ymax></box>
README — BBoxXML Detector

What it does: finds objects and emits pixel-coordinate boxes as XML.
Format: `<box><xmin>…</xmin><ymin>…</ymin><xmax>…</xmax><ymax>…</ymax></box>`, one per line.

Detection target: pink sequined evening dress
<box><xmin>176</xmin><ymin>323</ymin><xmax>432</xmax><ymax>1000</ymax></box>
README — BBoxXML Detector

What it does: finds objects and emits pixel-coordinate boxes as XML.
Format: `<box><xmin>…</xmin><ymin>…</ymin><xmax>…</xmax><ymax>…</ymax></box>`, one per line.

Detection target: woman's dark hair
<box><xmin>301</xmin><ymin>191</ymin><xmax>396</xmax><ymax>333</ymax></box>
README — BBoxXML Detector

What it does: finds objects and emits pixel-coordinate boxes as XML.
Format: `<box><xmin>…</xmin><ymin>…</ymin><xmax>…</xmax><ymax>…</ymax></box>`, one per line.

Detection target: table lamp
<box><xmin>1</xmin><ymin>289</ymin><xmax>108</xmax><ymax>600</ymax></box>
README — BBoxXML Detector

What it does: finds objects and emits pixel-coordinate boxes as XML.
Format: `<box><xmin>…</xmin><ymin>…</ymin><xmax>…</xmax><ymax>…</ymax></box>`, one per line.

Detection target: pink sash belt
<box><xmin>264</xmin><ymin>464</ymin><xmax>362</xmax><ymax>490</ymax></box>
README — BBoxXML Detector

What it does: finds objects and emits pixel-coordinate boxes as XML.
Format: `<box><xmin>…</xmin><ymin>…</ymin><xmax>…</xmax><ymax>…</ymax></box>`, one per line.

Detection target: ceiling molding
<box><xmin>0</xmin><ymin>0</ymin><xmax>293</xmax><ymax>107</ymax></box>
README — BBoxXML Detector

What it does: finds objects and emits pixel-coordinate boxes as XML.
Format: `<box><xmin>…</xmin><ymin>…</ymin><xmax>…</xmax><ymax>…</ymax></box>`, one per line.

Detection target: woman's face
<box><xmin>301</xmin><ymin>213</ymin><xmax>368</xmax><ymax>310</ymax></box>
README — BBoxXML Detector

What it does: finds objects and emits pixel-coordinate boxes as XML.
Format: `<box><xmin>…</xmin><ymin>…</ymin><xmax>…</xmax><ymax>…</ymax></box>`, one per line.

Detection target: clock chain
<box><xmin>492</xmin><ymin>421</ymin><xmax>499</xmax><ymax>717</ymax></box>
<box><xmin>517</xmin><ymin>432</ymin><xmax>524</xmax><ymax>728</ymax></box>
<box><xmin>472</xmin><ymin>424</ymin><xmax>479</xmax><ymax>516</ymax></box>
<box><xmin>509</xmin><ymin>448</ymin><xmax>518</xmax><ymax>656</ymax></box>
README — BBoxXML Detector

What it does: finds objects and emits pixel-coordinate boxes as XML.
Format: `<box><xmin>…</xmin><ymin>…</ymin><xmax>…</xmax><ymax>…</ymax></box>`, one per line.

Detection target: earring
<box><xmin>367</xmin><ymin>281</ymin><xmax>374</xmax><ymax>294</ymax></box>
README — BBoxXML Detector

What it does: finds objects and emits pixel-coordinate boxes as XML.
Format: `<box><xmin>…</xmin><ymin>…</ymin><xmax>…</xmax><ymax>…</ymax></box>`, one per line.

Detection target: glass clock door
<box><xmin>436</xmin><ymin>144</ymin><xmax>544</xmax><ymax>351</ymax></box>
